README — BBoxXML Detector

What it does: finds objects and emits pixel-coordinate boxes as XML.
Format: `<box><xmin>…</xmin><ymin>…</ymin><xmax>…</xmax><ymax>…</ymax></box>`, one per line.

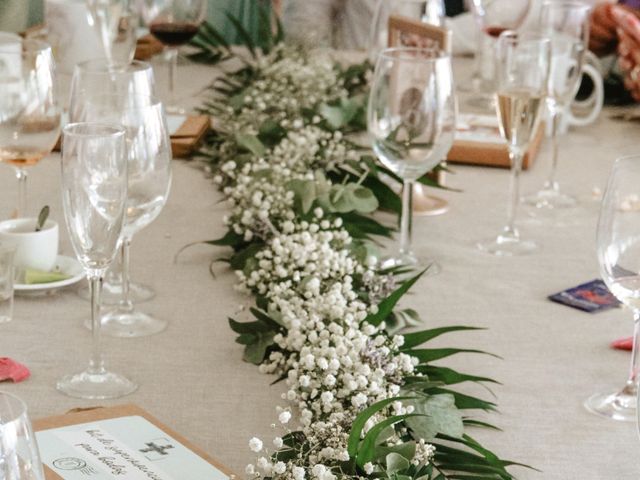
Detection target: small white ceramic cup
<box><xmin>0</xmin><ymin>218</ymin><xmax>59</xmax><ymax>272</ymax></box>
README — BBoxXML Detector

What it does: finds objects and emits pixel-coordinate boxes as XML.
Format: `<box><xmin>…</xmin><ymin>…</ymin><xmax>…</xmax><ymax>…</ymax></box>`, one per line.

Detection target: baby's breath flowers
<box><xmin>199</xmin><ymin>41</ymin><xmax>519</xmax><ymax>480</ymax></box>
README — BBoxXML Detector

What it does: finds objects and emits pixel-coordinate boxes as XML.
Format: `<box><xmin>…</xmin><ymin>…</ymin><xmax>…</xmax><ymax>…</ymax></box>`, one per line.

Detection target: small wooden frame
<box><xmin>388</xmin><ymin>15</ymin><xmax>452</xmax><ymax>53</ymax></box>
<box><xmin>34</xmin><ymin>404</ymin><xmax>235</xmax><ymax>480</ymax></box>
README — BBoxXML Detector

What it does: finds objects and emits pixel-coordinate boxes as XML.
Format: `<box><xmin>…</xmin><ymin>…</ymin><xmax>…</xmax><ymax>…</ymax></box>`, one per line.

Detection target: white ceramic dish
<box><xmin>15</xmin><ymin>255</ymin><xmax>84</xmax><ymax>293</ymax></box>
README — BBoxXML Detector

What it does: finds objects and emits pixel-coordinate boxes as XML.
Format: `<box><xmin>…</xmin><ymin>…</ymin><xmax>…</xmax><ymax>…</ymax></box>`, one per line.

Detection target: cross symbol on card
<box><xmin>140</xmin><ymin>441</ymin><xmax>174</xmax><ymax>456</ymax></box>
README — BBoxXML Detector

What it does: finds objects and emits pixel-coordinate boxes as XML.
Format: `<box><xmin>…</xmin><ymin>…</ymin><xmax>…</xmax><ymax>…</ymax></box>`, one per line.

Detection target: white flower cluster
<box><xmin>210</xmin><ymin>49</ymin><xmax>435</xmax><ymax>479</ymax></box>
<box><xmin>215</xmin><ymin>126</ymin><xmax>359</xmax><ymax>242</ymax></box>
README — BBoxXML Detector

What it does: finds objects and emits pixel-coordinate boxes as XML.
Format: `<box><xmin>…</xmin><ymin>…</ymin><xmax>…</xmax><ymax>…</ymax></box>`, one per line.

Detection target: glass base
<box><xmin>477</xmin><ymin>234</ymin><xmax>539</xmax><ymax>256</ymax></box>
<box><xmin>77</xmin><ymin>280</ymin><xmax>155</xmax><ymax>305</ymax></box>
<box><xmin>57</xmin><ymin>370</ymin><xmax>137</xmax><ymax>400</ymax></box>
<box><xmin>584</xmin><ymin>388</ymin><xmax>637</xmax><ymax>422</ymax></box>
<box><xmin>413</xmin><ymin>194</ymin><xmax>449</xmax><ymax>217</ymax></box>
<box><xmin>522</xmin><ymin>189</ymin><xmax>577</xmax><ymax>210</ymax></box>
<box><xmin>381</xmin><ymin>253</ymin><xmax>441</xmax><ymax>276</ymax></box>
<box><xmin>94</xmin><ymin>310</ymin><xmax>168</xmax><ymax>338</ymax></box>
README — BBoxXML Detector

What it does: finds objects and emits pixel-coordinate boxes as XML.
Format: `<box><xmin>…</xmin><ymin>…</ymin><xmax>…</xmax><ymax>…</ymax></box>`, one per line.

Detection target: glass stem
<box><xmin>167</xmin><ymin>47</ymin><xmax>178</xmax><ymax>108</ymax></box>
<box><xmin>622</xmin><ymin>310</ymin><xmax>640</xmax><ymax>397</ymax></box>
<box><xmin>87</xmin><ymin>273</ymin><xmax>106</xmax><ymax>376</ymax></box>
<box><xmin>504</xmin><ymin>150</ymin><xmax>524</xmax><ymax>237</ymax></box>
<box><xmin>399</xmin><ymin>180</ymin><xmax>414</xmax><ymax>256</ymax></box>
<box><xmin>544</xmin><ymin>108</ymin><xmax>562</xmax><ymax>192</ymax></box>
<box><xmin>118</xmin><ymin>236</ymin><xmax>134</xmax><ymax>312</ymax></box>
<box><xmin>15</xmin><ymin>168</ymin><xmax>27</xmax><ymax>217</ymax></box>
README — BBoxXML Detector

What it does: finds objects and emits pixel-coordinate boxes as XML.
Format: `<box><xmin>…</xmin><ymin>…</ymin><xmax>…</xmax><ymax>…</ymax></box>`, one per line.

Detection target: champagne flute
<box><xmin>138</xmin><ymin>0</ymin><xmax>207</xmax><ymax>114</ymax></box>
<box><xmin>0</xmin><ymin>392</ymin><xmax>45</xmax><ymax>480</ymax></box>
<box><xmin>86</xmin><ymin>0</ymin><xmax>139</xmax><ymax>66</ymax></box>
<box><xmin>522</xmin><ymin>1</ymin><xmax>590</xmax><ymax>210</ymax></box>
<box><xmin>0</xmin><ymin>38</ymin><xmax>60</xmax><ymax>218</ymax></box>
<box><xmin>477</xmin><ymin>31</ymin><xmax>550</xmax><ymax>256</ymax></box>
<box><xmin>57</xmin><ymin>122</ymin><xmax>136</xmax><ymax>399</ymax></box>
<box><xmin>368</xmin><ymin>47</ymin><xmax>456</xmax><ymax>270</ymax></box>
<box><xmin>71</xmin><ymin>95</ymin><xmax>172</xmax><ymax>338</ymax></box>
<box><xmin>467</xmin><ymin>0</ymin><xmax>531</xmax><ymax>111</ymax></box>
<box><xmin>70</xmin><ymin>59</ymin><xmax>157</xmax><ymax>304</ymax></box>
<box><xmin>586</xmin><ymin>155</ymin><xmax>640</xmax><ymax>422</ymax></box>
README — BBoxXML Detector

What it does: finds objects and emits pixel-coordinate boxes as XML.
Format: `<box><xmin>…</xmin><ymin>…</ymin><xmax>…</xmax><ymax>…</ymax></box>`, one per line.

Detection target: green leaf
<box><xmin>402</xmin><ymin>326</ymin><xmax>485</xmax><ymax>350</ymax></box>
<box><xmin>375</xmin><ymin>441</ymin><xmax>416</xmax><ymax>465</ymax></box>
<box><xmin>258</xmin><ymin>119</ymin><xmax>287</xmax><ymax>146</ymax></box>
<box><xmin>423</xmin><ymin>388</ymin><xmax>497</xmax><ymax>412</ymax></box>
<box><xmin>418</xmin><ymin>365</ymin><xmax>500</xmax><ymax>387</ymax></box>
<box><xmin>357</xmin><ymin>414</ymin><xmax>424</xmax><ymax>466</ymax></box>
<box><xmin>235</xmin><ymin>133</ymin><xmax>266</xmax><ymax>157</ymax></box>
<box><xmin>287</xmin><ymin>179</ymin><xmax>317</xmax><ymax>214</ymax></box>
<box><xmin>230</xmin><ymin>243</ymin><xmax>264</xmax><ymax>271</ymax></box>
<box><xmin>386</xmin><ymin>453</ymin><xmax>410</xmax><ymax>474</ymax></box>
<box><xmin>228</xmin><ymin>318</ymin><xmax>273</xmax><ymax>334</ymax></box>
<box><xmin>225</xmin><ymin>12</ymin><xmax>256</xmax><ymax>57</ymax></box>
<box><xmin>205</xmin><ymin>230</ymin><xmax>245</xmax><ymax>248</ymax></box>
<box><xmin>407</xmin><ymin>348</ymin><xmax>499</xmax><ymax>364</ymax></box>
<box><xmin>365</xmin><ymin>270</ymin><xmax>426</xmax><ymax>327</ymax></box>
<box><xmin>243</xmin><ymin>331</ymin><xmax>275</xmax><ymax>364</ymax></box>
<box><xmin>235</xmin><ymin>333</ymin><xmax>257</xmax><ymax>345</ymax></box>
<box><xmin>347</xmin><ymin>396</ymin><xmax>416</xmax><ymax>457</ymax></box>
<box><xmin>406</xmin><ymin>394</ymin><xmax>464</xmax><ymax>441</ymax></box>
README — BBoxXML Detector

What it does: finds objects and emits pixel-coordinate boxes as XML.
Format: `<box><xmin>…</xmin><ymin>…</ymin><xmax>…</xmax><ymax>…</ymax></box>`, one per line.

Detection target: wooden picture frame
<box><xmin>388</xmin><ymin>15</ymin><xmax>452</xmax><ymax>53</ymax></box>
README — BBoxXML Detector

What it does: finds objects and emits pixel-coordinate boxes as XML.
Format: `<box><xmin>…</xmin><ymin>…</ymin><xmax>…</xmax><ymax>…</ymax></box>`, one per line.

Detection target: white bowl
<box><xmin>0</xmin><ymin>218</ymin><xmax>59</xmax><ymax>272</ymax></box>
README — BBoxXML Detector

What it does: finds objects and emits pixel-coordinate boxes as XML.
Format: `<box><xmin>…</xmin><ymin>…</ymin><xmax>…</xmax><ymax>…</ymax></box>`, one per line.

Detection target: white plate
<box><xmin>15</xmin><ymin>255</ymin><xmax>84</xmax><ymax>293</ymax></box>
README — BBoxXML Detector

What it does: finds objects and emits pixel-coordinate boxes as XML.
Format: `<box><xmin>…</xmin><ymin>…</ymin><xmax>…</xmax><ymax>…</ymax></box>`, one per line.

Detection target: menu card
<box><xmin>33</xmin><ymin>405</ymin><xmax>233</xmax><ymax>480</ymax></box>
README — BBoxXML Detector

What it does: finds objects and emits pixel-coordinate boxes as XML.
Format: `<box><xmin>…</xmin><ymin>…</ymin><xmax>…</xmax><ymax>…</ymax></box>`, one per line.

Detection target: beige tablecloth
<box><xmin>1</xmin><ymin>56</ymin><xmax>640</xmax><ymax>479</ymax></box>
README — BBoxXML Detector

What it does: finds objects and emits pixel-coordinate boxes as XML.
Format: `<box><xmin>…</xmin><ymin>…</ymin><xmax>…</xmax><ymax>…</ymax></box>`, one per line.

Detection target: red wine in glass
<box><xmin>484</xmin><ymin>26</ymin><xmax>508</xmax><ymax>38</ymax></box>
<box><xmin>150</xmin><ymin>22</ymin><xmax>199</xmax><ymax>46</ymax></box>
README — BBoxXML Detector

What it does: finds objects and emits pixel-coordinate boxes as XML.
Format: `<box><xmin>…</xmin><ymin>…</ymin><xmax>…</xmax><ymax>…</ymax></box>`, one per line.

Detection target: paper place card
<box><xmin>36</xmin><ymin>415</ymin><xmax>229</xmax><ymax>480</ymax></box>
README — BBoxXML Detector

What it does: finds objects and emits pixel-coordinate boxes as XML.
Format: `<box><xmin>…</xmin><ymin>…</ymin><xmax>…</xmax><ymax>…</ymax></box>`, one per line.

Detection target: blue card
<box><xmin>549</xmin><ymin>279</ymin><xmax>621</xmax><ymax>313</ymax></box>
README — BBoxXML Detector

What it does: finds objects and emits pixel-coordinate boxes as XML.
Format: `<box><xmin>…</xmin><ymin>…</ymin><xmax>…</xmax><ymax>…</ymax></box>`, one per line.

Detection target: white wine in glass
<box><xmin>477</xmin><ymin>31</ymin><xmax>550</xmax><ymax>256</ymax></box>
<box><xmin>0</xmin><ymin>39</ymin><xmax>60</xmax><ymax>217</ymax></box>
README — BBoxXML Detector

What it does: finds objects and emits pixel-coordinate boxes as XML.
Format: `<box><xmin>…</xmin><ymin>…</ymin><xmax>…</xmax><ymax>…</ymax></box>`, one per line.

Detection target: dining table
<box><xmin>1</xmin><ymin>52</ymin><xmax>639</xmax><ymax>480</ymax></box>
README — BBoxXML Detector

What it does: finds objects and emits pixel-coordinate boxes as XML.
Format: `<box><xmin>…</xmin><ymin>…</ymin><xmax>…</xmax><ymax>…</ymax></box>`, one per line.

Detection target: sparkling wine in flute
<box><xmin>496</xmin><ymin>88</ymin><xmax>544</xmax><ymax>151</ymax></box>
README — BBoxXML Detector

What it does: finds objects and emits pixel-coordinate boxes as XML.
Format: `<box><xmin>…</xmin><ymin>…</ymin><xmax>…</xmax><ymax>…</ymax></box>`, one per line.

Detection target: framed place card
<box><xmin>388</xmin><ymin>15</ymin><xmax>451</xmax><ymax>53</ymax></box>
<box><xmin>33</xmin><ymin>404</ymin><xmax>234</xmax><ymax>480</ymax></box>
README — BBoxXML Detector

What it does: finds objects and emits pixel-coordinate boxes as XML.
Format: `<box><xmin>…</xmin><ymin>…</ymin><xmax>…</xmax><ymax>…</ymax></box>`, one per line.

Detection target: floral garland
<box><xmin>194</xmin><ymin>23</ymin><xmax>526</xmax><ymax>480</ymax></box>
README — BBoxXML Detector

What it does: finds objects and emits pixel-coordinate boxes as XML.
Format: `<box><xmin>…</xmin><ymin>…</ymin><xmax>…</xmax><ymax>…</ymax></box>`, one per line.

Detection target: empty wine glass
<box><xmin>522</xmin><ymin>1</ymin><xmax>590</xmax><ymax>211</ymax></box>
<box><xmin>70</xmin><ymin>59</ymin><xmax>157</xmax><ymax>305</ymax></box>
<box><xmin>368</xmin><ymin>47</ymin><xmax>456</xmax><ymax>270</ymax></box>
<box><xmin>86</xmin><ymin>0</ymin><xmax>138</xmax><ymax>66</ymax></box>
<box><xmin>0</xmin><ymin>38</ymin><xmax>60</xmax><ymax>217</ymax></box>
<box><xmin>57</xmin><ymin>122</ymin><xmax>136</xmax><ymax>399</ymax></box>
<box><xmin>477</xmin><ymin>32</ymin><xmax>550</xmax><ymax>255</ymax></box>
<box><xmin>0</xmin><ymin>392</ymin><xmax>45</xmax><ymax>480</ymax></box>
<box><xmin>467</xmin><ymin>0</ymin><xmax>531</xmax><ymax>111</ymax></box>
<box><xmin>72</xmin><ymin>95</ymin><xmax>172</xmax><ymax>337</ymax></box>
<box><xmin>586</xmin><ymin>155</ymin><xmax>640</xmax><ymax>422</ymax></box>
<box><xmin>138</xmin><ymin>0</ymin><xmax>207</xmax><ymax>114</ymax></box>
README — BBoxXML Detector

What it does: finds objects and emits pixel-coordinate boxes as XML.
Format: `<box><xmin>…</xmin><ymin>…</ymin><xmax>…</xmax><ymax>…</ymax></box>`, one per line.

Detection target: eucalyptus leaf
<box><xmin>235</xmin><ymin>133</ymin><xmax>266</xmax><ymax>156</ymax></box>
<box><xmin>386</xmin><ymin>453</ymin><xmax>411</xmax><ymax>474</ymax></box>
<box><xmin>406</xmin><ymin>394</ymin><xmax>464</xmax><ymax>441</ymax></box>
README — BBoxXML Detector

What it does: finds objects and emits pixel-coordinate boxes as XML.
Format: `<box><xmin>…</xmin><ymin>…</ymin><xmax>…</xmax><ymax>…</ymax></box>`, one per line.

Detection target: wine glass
<box><xmin>522</xmin><ymin>1</ymin><xmax>590</xmax><ymax>211</ymax></box>
<box><xmin>0</xmin><ymin>38</ymin><xmax>60</xmax><ymax>218</ymax></box>
<box><xmin>0</xmin><ymin>392</ymin><xmax>45</xmax><ymax>480</ymax></box>
<box><xmin>467</xmin><ymin>0</ymin><xmax>531</xmax><ymax>111</ymax></box>
<box><xmin>477</xmin><ymin>31</ymin><xmax>550</xmax><ymax>256</ymax></box>
<box><xmin>86</xmin><ymin>0</ymin><xmax>139</xmax><ymax>66</ymax></box>
<box><xmin>57</xmin><ymin>122</ymin><xmax>136</xmax><ymax>399</ymax></box>
<box><xmin>71</xmin><ymin>94</ymin><xmax>172</xmax><ymax>338</ymax></box>
<box><xmin>138</xmin><ymin>0</ymin><xmax>207</xmax><ymax>114</ymax></box>
<box><xmin>70</xmin><ymin>59</ymin><xmax>157</xmax><ymax>305</ymax></box>
<box><xmin>586</xmin><ymin>155</ymin><xmax>640</xmax><ymax>422</ymax></box>
<box><xmin>368</xmin><ymin>47</ymin><xmax>456</xmax><ymax>270</ymax></box>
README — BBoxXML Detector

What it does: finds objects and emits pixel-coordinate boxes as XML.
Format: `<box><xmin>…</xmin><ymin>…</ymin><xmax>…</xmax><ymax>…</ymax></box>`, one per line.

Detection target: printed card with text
<box><xmin>36</xmin><ymin>415</ymin><xmax>229</xmax><ymax>480</ymax></box>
